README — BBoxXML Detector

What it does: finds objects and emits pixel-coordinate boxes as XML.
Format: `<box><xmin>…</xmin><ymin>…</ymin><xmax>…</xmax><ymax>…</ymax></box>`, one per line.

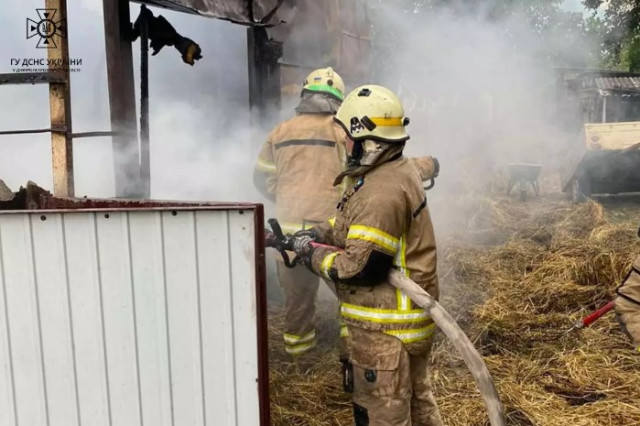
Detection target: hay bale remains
<box><xmin>269</xmin><ymin>196</ymin><xmax>640</xmax><ymax>425</ymax></box>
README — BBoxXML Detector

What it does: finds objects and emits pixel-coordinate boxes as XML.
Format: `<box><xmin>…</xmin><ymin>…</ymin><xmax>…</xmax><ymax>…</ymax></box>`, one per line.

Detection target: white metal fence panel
<box><xmin>0</xmin><ymin>207</ymin><xmax>266</xmax><ymax>426</ymax></box>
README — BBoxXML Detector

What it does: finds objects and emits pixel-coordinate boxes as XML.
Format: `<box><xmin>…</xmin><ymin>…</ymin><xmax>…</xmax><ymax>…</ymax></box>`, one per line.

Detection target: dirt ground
<box><xmin>267</xmin><ymin>169</ymin><xmax>640</xmax><ymax>425</ymax></box>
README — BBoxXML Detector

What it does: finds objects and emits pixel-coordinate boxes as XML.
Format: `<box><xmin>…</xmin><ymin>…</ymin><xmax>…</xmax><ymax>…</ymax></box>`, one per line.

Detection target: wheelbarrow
<box><xmin>507</xmin><ymin>163</ymin><xmax>543</xmax><ymax>202</ymax></box>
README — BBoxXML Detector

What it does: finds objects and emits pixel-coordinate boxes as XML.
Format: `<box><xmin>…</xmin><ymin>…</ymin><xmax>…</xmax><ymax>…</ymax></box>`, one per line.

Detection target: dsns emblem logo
<box><xmin>26</xmin><ymin>9</ymin><xmax>66</xmax><ymax>48</ymax></box>
<box><xmin>350</xmin><ymin>117</ymin><xmax>364</xmax><ymax>135</ymax></box>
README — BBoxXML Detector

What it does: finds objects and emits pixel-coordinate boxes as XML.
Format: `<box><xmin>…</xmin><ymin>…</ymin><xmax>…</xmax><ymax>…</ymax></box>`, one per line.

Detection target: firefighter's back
<box><xmin>271</xmin><ymin>114</ymin><xmax>345</xmax><ymax>229</ymax></box>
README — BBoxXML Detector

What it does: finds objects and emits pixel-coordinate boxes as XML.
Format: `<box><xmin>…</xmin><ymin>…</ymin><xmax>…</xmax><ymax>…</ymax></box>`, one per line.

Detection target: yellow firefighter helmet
<box><xmin>335</xmin><ymin>85</ymin><xmax>410</xmax><ymax>143</ymax></box>
<box><xmin>302</xmin><ymin>67</ymin><xmax>345</xmax><ymax>101</ymax></box>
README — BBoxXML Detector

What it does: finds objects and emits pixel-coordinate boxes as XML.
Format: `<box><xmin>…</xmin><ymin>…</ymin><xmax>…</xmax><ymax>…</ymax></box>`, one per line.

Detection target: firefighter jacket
<box><xmin>254</xmin><ymin>113</ymin><xmax>348</xmax><ymax>234</ymax></box>
<box><xmin>410</xmin><ymin>156</ymin><xmax>439</xmax><ymax>182</ymax></box>
<box><xmin>616</xmin><ymin>254</ymin><xmax>640</xmax><ymax>350</ymax></box>
<box><xmin>309</xmin><ymin>154</ymin><xmax>438</xmax><ymax>346</ymax></box>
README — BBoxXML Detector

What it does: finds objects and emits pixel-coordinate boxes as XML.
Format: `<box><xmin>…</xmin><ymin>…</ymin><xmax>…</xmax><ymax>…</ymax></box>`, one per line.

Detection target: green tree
<box><xmin>584</xmin><ymin>0</ymin><xmax>640</xmax><ymax>70</ymax></box>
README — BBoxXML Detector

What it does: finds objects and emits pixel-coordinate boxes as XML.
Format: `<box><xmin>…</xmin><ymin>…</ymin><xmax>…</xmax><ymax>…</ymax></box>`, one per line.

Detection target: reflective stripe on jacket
<box><xmin>310</xmin><ymin>156</ymin><xmax>439</xmax><ymax>343</ymax></box>
<box><xmin>253</xmin><ymin>113</ymin><xmax>347</xmax><ymax>227</ymax></box>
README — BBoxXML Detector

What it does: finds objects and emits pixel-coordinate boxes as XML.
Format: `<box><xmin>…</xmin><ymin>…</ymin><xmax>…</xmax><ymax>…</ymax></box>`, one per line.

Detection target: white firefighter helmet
<box><xmin>302</xmin><ymin>67</ymin><xmax>345</xmax><ymax>101</ymax></box>
<box><xmin>334</xmin><ymin>85</ymin><xmax>410</xmax><ymax>143</ymax></box>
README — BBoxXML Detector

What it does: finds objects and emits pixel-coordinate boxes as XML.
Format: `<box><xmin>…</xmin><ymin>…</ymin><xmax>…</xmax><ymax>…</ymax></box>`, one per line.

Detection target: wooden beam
<box><xmin>0</xmin><ymin>128</ymin><xmax>58</xmax><ymax>136</ymax></box>
<box><xmin>71</xmin><ymin>131</ymin><xmax>122</xmax><ymax>139</ymax></box>
<box><xmin>247</xmin><ymin>27</ymin><xmax>282</xmax><ymax>125</ymax></box>
<box><xmin>103</xmin><ymin>0</ymin><xmax>142</xmax><ymax>198</ymax></box>
<box><xmin>139</xmin><ymin>8</ymin><xmax>151</xmax><ymax>198</ymax></box>
<box><xmin>0</xmin><ymin>130</ymin><xmax>121</xmax><ymax>138</ymax></box>
<box><xmin>46</xmin><ymin>0</ymin><xmax>74</xmax><ymax>197</ymax></box>
<box><xmin>0</xmin><ymin>72</ymin><xmax>65</xmax><ymax>85</ymax></box>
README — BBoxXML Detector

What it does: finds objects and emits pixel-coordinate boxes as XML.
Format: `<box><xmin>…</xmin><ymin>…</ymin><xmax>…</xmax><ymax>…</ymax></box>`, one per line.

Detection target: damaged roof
<box><xmin>594</xmin><ymin>76</ymin><xmax>640</xmax><ymax>92</ymax></box>
<box><xmin>134</xmin><ymin>0</ymin><xmax>289</xmax><ymax>25</ymax></box>
<box><xmin>570</xmin><ymin>71</ymin><xmax>640</xmax><ymax>96</ymax></box>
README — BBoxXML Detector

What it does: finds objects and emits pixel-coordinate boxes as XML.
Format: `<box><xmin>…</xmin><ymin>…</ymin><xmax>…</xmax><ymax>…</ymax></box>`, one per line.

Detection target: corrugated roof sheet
<box><xmin>0</xmin><ymin>207</ymin><xmax>267</xmax><ymax>425</ymax></box>
<box><xmin>594</xmin><ymin>76</ymin><xmax>640</xmax><ymax>91</ymax></box>
<box><xmin>136</xmin><ymin>0</ymin><xmax>285</xmax><ymax>25</ymax></box>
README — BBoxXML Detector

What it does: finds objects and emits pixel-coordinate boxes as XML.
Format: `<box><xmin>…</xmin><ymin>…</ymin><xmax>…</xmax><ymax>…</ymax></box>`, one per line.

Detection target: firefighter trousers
<box><xmin>350</xmin><ymin>328</ymin><xmax>443</xmax><ymax>426</ymax></box>
<box><xmin>277</xmin><ymin>262</ymin><xmax>319</xmax><ymax>355</ymax></box>
<box><xmin>277</xmin><ymin>262</ymin><xmax>349</xmax><ymax>358</ymax></box>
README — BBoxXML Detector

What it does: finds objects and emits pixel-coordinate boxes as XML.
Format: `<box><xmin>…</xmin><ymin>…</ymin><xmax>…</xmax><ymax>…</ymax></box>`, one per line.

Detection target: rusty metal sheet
<box><xmin>134</xmin><ymin>0</ymin><xmax>285</xmax><ymax>25</ymax></box>
<box><xmin>133</xmin><ymin>0</ymin><xmax>370</xmax><ymax>87</ymax></box>
<box><xmin>38</xmin><ymin>196</ymin><xmax>258</xmax><ymax>210</ymax></box>
<box><xmin>0</xmin><ymin>72</ymin><xmax>66</xmax><ymax>85</ymax></box>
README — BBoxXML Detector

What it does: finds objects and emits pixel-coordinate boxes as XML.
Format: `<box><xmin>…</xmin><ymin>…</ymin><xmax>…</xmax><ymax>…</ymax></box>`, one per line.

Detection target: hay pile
<box><xmin>269</xmin><ymin>195</ymin><xmax>640</xmax><ymax>425</ymax></box>
<box><xmin>433</xmin><ymin>198</ymin><xmax>640</xmax><ymax>426</ymax></box>
<box><xmin>268</xmin><ymin>307</ymin><xmax>352</xmax><ymax>426</ymax></box>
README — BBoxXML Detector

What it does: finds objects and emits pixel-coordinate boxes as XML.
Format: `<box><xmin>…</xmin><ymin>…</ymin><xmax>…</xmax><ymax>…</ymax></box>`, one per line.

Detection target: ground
<box><xmin>267</xmin><ymin>169</ymin><xmax>640</xmax><ymax>426</ymax></box>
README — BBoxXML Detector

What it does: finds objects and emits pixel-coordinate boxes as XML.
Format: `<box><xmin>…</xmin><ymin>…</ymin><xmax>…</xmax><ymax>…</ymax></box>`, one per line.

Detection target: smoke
<box><xmin>0</xmin><ymin>1</ymin><xmax>271</xmax><ymax>208</ymax></box>
<box><xmin>115</xmin><ymin>4</ymin><xmax>266</xmax><ymax>204</ymax></box>
<box><xmin>366</xmin><ymin>1</ymin><xmax>602</xmax><ymax>237</ymax></box>
<box><xmin>371</xmin><ymin>2</ymin><xmax>598</xmax><ymax>163</ymax></box>
<box><xmin>1</xmin><ymin>2</ymin><xmax>600</xmax><ymax>201</ymax></box>
<box><xmin>0</xmin><ymin>1</ymin><xmax>604</xmax><ymax>301</ymax></box>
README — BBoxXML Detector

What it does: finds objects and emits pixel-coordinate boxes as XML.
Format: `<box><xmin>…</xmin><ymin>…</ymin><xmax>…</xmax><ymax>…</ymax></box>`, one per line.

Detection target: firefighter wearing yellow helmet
<box><xmin>301</xmin><ymin>66</ymin><xmax>345</xmax><ymax>101</ymax></box>
<box><xmin>253</xmin><ymin>67</ymin><xmax>349</xmax><ymax>358</ymax></box>
<box><xmin>291</xmin><ymin>85</ymin><xmax>444</xmax><ymax>425</ymax></box>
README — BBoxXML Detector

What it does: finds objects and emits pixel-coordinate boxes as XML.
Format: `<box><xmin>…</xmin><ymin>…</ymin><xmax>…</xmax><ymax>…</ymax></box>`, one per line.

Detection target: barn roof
<box><xmin>135</xmin><ymin>0</ymin><xmax>287</xmax><ymax>25</ymax></box>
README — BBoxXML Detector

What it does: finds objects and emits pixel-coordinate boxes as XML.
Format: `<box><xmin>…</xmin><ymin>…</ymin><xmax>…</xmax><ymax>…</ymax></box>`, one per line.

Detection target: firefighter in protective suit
<box><xmin>615</xmin><ymin>225</ymin><xmax>640</xmax><ymax>352</ymax></box>
<box><xmin>254</xmin><ymin>67</ymin><xmax>349</xmax><ymax>356</ymax></box>
<box><xmin>291</xmin><ymin>85</ymin><xmax>444</xmax><ymax>425</ymax></box>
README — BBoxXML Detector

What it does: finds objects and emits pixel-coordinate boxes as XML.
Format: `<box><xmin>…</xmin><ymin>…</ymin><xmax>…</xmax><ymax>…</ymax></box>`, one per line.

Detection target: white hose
<box><xmin>388</xmin><ymin>269</ymin><xmax>506</xmax><ymax>426</ymax></box>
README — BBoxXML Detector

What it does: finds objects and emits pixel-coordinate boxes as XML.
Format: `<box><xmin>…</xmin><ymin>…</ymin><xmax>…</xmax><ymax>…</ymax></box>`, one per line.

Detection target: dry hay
<box><xmin>269</xmin><ymin>197</ymin><xmax>640</xmax><ymax>425</ymax></box>
<box><xmin>268</xmin><ymin>307</ymin><xmax>352</xmax><ymax>426</ymax></box>
<box><xmin>436</xmin><ymin>199</ymin><xmax>640</xmax><ymax>426</ymax></box>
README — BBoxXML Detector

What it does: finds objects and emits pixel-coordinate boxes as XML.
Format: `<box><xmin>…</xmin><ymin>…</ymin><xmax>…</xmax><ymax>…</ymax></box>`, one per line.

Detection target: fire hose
<box><xmin>265</xmin><ymin>218</ymin><xmax>506</xmax><ymax>426</ymax></box>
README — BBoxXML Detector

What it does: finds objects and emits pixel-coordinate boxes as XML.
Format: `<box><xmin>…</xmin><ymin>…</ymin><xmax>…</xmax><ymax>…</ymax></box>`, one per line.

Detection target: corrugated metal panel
<box><xmin>135</xmin><ymin>0</ymin><xmax>285</xmax><ymax>25</ymax></box>
<box><xmin>594</xmin><ymin>76</ymin><xmax>640</xmax><ymax>91</ymax></box>
<box><xmin>0</xmin><ymin>207</ymin><xmax>267</xmax><ymax>426</ymax></box>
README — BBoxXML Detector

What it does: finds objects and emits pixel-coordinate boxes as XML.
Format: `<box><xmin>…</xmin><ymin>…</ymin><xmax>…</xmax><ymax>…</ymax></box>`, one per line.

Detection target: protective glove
<box><xmin>292</xmin><ymin>235</ymin><xmax>315</xmax><ymax>265</ymax></box>
<box><xmin>293</xmin><ymin>228</ymin><xmax>316</xmax><ymax>240</ymax></box>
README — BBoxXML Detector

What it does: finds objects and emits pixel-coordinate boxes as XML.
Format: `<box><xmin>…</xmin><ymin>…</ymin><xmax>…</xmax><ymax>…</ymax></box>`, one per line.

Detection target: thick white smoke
<box><xmin>366</xmin><ymin>1</ymin><xmax>602</xmax><ymax>236</ymax></box>
<box><xmin>0</xmin><ymin>2</ymin><xmax>600</xmax><ymax>203</ymax></box>
<box><xmin>0</xmin><ymin>1</ymin><xmax>269</xmax><ymax>207</ymax></box>
<box><xmin>371</xmin><ymin>2</ymin><xmax>599</xmax><ymax>165</ymax></box>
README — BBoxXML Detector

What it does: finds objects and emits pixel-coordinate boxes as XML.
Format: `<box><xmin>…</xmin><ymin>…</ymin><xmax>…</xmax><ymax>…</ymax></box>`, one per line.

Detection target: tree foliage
<box><xmin>584</xmin><ymin>0</ymin><xmax>640</xmax><ymax>71</ymax></box>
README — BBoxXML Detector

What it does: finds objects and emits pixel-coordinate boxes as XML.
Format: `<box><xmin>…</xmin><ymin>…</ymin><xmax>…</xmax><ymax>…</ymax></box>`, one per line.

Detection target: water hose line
<box><xmin>387</xmin><ymin>269</ymin><xmax>506</xmax><ymax>426</ymax></box>
<box><xmin>266</xmin><ymin>224</ymin><xmax>506</xmax><ymax>425</ymax></box>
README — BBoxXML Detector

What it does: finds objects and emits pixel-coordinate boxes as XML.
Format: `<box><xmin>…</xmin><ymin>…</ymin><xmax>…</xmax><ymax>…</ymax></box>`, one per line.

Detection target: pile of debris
<box><xmin>268</xmin><ymin>194</ymin><xmax>640</xmax><ymax>425</ymax></box>
<box><xmin>0</xmin><ymin>179</ymin><xmax>51</xmax><ymax>210</ymax></box>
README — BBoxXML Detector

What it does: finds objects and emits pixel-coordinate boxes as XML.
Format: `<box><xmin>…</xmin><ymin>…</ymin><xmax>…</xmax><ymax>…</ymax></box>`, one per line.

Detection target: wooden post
<box><xmin>103</xmin><ymin>0</ymin><xmax>142</xmax><ymax>198</ymax></box>
<box><xmin>139</xmin><ymin>7</ymin><xmax>150</xmax><ymax>197</ymax></box>
<box><xmin>247</xmin><ymin>27</ymin><xmax>260</xmax><ymax>123</ymax></box>
<box><xmin>46</xmin><ymin>0</ymin><xmax>74</xmax><ymax>197</ymax></box>
<box><xmin>247</xmin><ymin>27</ymin><xmax>282</xmax><ymax>126</ymax></box>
